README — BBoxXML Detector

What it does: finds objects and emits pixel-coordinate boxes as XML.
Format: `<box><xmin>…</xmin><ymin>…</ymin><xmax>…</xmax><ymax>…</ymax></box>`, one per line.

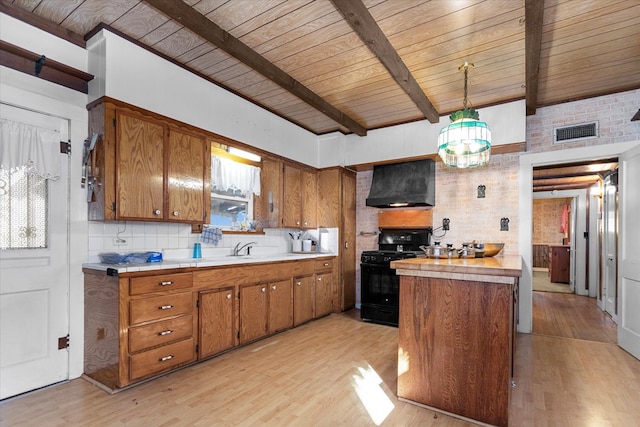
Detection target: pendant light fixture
<box><xmin>438</xmin><ymin>62</ymin><xmax>491</xmax><ymax>168</ymax></box>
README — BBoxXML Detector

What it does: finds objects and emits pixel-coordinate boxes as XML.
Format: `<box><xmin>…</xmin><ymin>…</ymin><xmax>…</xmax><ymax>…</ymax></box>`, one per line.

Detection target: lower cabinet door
<box><xmin>315</xmin><ymin>272</ymin><xmax>333</xmax><ymax>318</ymax></box>
<box><xmin>240</xmin><ymin>283</ymin><xmax>268</xmax><ymax>344</ymax></box>
<box><xmin>129</xmin><ymin>338</ymin><xmax>195</xmax><ymax>381</ymax></box>
<box><xmin>199</xmin><ymin>288</ymin><xmax>236</xmax><ymax>359</ymax></box>
<box><xmin>268</xmin><ymin>279</ymin><xmax>293</xmax><ymax>333</ymax></box>
<box><xmin>294</xmin><ymin>275</ymin><xmax>314</xmax><ymax>326</ymax></box>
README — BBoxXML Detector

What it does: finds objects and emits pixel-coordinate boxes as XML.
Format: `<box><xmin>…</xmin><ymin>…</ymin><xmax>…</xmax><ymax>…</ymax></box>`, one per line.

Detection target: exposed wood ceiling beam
<box><xmin>330</xmin><ymin>0</ymin><xmax>439</xmax><ymax>124</ymax></box>
<box><xmin>525</xmin><ymin>0</ymin><xmax>544</xmax><ymax>116</ymax></box>
<box><xmin>143</xmin><ymin>0</ymin><xmax>367</xmax><ymax>136</ymax></box>
<box><xmin>533</xmin><ymin>161</ymin><xmax>618</xmax><ymax>180</ymax></box>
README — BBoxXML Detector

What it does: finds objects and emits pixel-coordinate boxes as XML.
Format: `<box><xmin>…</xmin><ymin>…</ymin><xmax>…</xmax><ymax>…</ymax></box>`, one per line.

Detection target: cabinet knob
<box><xmin>226</xmin><ymin>294</ymin><xmax>232</xmax><ymax>299</ymax></box>
<box><xmin>296</xmin><ymin>281</ymin><xmax>301</xmax><ymax>286</ymax></box>
<box><xmin>345</xmin><ymin>241</ymin><xmax>349</xmax><ymax>249</ymax></box>
<box><xmin>317</xmin><ymin>277</ymin><xmax>322</xmax><ymax>281</ymax></box>
<box><xmin>159</xmin><ymin>305</ymin><xmax>173</xmax><ymax>310</ymax></box>
<box><xmin>296</xmin><ymin>220</ymin><xmax>300</xmax><ymax>225</ymax></box>
<box><xmin>272</xmin><ymin>285</ymin><xmax>277</xmax><ymax>290</ymax></box>
<box><xmin>159</xmin><ymin>355</ymin><xmax>174</xmax><ymax>362</ymax></box>
<box><xmin>261</xmin><ymin>287</ymin><xmax>266</xmax><ymax>293</ymax></box>
<box><xmin>158</xmin><ymin>329</ymin><xmax>173</xmax><ymax>336</ymax></box>
<box><xmin>154</xmin><ymin>209</ymin><xmax>161</xmax><ymax>215</ymax></box>
<box><xmin>173</xmin><ymin>210</ymin><xmax>179</xmax><ymax>216</ymax></box>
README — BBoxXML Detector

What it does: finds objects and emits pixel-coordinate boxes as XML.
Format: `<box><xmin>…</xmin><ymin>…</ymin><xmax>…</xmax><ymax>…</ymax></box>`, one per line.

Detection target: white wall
<box><xmin>341</xmin><ymin>100</ymin><xmax>526</xmax><ymax>166</ymax></box>
<box><xmin>1</xmin><ymin>13</ymin><xmax>89</xmax><ymax>380</ymax></box>
<box><xmin>86</xmin><ymin>30</ymin><xmax>319</xmax><ymax>167</ymax></box>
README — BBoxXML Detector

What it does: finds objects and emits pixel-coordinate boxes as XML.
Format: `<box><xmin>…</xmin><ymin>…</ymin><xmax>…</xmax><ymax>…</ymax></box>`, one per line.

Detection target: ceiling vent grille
<box><xmin>554</xmin><ymin>122</ymin><xmax>598</xmax><ymax>143</ymax></box>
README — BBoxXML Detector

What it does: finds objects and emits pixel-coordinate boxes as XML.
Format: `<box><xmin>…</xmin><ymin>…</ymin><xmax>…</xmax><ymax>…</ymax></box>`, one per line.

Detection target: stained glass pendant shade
<box><xmin>438</xmin><ymin>63</ymin><xmax>491</xmax><ymax>168</ymax></box>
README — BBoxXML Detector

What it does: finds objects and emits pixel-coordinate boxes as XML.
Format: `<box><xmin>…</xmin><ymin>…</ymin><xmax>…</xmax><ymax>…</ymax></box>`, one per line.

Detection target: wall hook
<box><xmin>35</xmin><ymin>55</ymin><xmax>46</xmax><ymax>77</ymax></box>
<box><xmin>477</xmin><ymin>184</ymin><xmax>486</xmax><ymax>198</ymax></box>
<box><xmin>500</xmin><ymin>217</ymin><xmax>510</xmax><ymax>231</ymax></box>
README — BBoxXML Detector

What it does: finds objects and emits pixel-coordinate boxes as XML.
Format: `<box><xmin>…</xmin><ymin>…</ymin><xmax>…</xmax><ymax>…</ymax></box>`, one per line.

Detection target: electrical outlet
<box><xmin>442</xmin><ymin>218</ymin><xmax>450</xmax><ymax>231</ymax></box>
<box><xmin>113</xmin><ymin>237</ymin><xmax>127</xmax><ymax>246</ymax></box>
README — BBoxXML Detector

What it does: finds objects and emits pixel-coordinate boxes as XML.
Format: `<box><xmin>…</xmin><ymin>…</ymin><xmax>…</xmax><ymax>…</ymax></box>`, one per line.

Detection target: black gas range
<box><xmin>360</xmin><ymin>229</ymin><xmax>431</xmax><ymax>326</ymax></box>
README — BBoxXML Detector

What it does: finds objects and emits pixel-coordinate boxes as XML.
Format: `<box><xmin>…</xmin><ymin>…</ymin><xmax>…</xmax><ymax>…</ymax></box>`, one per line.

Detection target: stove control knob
<box><xmin>384</xmin><ymin>256</ymin><xmax>391</xmax><ymax>262</ymax></box>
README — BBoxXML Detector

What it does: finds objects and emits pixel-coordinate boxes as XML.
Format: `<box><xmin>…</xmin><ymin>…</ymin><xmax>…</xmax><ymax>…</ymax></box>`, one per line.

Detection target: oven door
<box><xmin>360</xmin><ymin>262</ymin><xmax>399</xmax><ymax>326</ymax></box>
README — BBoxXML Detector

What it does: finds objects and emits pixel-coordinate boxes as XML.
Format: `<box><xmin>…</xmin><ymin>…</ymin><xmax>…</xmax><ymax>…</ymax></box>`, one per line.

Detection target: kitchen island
<box><xmin>390</xmin><ymin>255</ymin><xmax>522</xmax><ymax>427</ymax></box>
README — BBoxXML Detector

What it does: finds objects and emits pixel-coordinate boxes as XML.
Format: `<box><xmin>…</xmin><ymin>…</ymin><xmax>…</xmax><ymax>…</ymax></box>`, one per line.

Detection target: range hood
<box><xmin>366</xmin><ymin>159</ymin><xmax>435</xmax><ymax>208</ymax></box>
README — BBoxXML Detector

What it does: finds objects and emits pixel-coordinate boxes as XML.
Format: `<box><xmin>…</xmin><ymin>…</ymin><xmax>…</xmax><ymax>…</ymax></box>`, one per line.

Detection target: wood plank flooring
<box><xmin>532</xmin><ymin>291</ymin><xmax>617</xmax><ymax>344</ymax></box>
<box><xmin>2</xmin><ymin>308</ymin><xmax>639</xmax><ymax>426</ymax></box>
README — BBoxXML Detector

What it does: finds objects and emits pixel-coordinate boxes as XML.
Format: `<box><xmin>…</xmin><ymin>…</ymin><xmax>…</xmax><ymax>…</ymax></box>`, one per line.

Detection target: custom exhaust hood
<box><xmin>366</xmin><ymin>159</ymin><xmax>436</xmax><ymax>208</ymax></box>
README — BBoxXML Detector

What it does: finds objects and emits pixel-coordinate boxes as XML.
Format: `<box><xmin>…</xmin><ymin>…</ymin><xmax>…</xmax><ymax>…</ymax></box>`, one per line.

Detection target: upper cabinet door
<box><xmin>283</xmin><ymin>164</ymin><xmax>302</xmax><ymax>228</ymax></box>
<box><xmin>301</xmin><ymin>169</ymin><xmax>317</xmax><ymax>228</ymax></box>
<box><xmin>167</xmin><ymin>128</ymin><xmax>206</xmax><ymax>222</ymax></box>
<box><xmin>116</xmin><ymin>111</ymin><xmax>164</xmax><ymax>220</ymax></box>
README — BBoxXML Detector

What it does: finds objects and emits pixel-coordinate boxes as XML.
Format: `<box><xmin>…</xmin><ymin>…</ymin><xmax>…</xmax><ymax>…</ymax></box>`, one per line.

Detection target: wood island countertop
<box><xmin>391</xmin><ymin>254</ymin><xmax>522</xmax><ymax>283</ymax></box>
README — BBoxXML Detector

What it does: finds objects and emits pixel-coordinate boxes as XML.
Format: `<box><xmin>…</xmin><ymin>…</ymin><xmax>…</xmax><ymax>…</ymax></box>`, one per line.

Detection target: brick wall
<box><xmin>532</xmin><ymin>198</ymin><xmax>571</xmax><ymax>245</ymax></box>
<box><xmin>527</xmin><ymin>88</ymin><xmax>640</xmax><ymax>152</ymax></box>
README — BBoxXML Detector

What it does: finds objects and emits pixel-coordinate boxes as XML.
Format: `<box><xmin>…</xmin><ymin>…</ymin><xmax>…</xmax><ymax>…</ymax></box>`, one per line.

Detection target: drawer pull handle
<box><xmin>226</xmin><ymin>294</ymin><xmax>232</xmax><ymax>299</ymax></box>
<box><xmin>159</xmin><ymin>281</ymin><xmax>173</xmax><ymax>286</ymax></box>
<box><xmin>323</xmin><ymin>263</ymin><xmax>329</xmax><ymax>267</ymax></box>
<box><xmin>158</xmin><ymin>330</ymin><xmax>173</xmax><ymax>336</ymax></box>
<box><xmin>159</xmin><ymin>355</ymin><xmax>174</xmax><ymax>362</ymax></box>
<box><xmin>159</xmin><ymin>305</ymin><xmax>174</xmax><ymax>310</ymax></box>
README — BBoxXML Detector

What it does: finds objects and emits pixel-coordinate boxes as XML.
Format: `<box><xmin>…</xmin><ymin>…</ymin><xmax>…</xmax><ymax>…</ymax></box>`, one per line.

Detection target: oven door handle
<box><xmin>360</xmin><ymin>262</ymin><xmax>392</xmax><ymax>268</ymax></box>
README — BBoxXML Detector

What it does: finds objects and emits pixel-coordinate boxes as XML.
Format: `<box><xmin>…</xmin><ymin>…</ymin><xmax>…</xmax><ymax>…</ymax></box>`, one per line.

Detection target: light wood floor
<box><xmin>533</xmin><ymin>291</ymin><xmax>618</xmax><ymax>344</ymax></box>
<box><xmin>2</xmin><ymin>309</ymin><xmax>639</xmax><ymax>426</ymax></box>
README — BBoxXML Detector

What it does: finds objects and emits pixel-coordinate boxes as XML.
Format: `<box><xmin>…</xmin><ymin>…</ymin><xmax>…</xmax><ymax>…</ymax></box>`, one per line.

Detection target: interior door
<box><xmin>618</xmin><ymin>143</ymin><xmax>640</xmax><ymax>360</ymax></box>
<box><xmin>569</xmin><ymin>197</ymin><xmax>577</xmax><ymax>293</ymax></box>
<box><xmin>0</xmin><ymin>104</ymin><xmax>70</xmax><ymax>399</ymax></box>
<box><xmin>602</xmin><ymin>176</ymin><xmax>618</xmax><ymax>319</ymax></box>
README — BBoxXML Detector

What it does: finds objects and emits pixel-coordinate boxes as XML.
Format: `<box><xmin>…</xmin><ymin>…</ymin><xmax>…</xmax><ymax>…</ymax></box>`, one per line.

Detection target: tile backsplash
<box><xmin>87</xmin><ymin>221</ymin><xmax>338</xmax><ymax>263</ymax></box>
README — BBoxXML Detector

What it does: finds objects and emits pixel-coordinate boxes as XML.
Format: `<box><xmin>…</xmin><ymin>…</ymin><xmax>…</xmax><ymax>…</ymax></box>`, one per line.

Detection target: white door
<box><xmin>0</xmin><ymin>104</ymin><xmax>70</xmax><ymax>399</ymax></box>
<box><xmin>618</xmin><ymin>143</ymin><xmax>640</xmax><ymax>360</ymax></box>
<box><xmin>602</xmin><ymin>176</ymin><xmax>618</xmax><ymax>319</ymax></box>
<box><xmin>569</xmin><ymin>197</ymin><xmax>577</xmax><ymax>293</ymax></box>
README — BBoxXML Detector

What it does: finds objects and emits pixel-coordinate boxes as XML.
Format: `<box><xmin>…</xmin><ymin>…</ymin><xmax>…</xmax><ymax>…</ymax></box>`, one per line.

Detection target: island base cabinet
<box><xmin>397</xmin><ymin>276</ymin><xmax>513</xmax><ymax>427</ymax></box>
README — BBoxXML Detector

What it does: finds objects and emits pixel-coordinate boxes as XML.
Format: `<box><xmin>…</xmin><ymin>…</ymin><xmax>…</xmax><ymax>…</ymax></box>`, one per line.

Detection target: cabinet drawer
<box><xmin>130</xmin><ymin>292</ymin><xmax>193</xmax><ymax>325</ymax></box>
<box><xmin>315</xmin><ymin>258</ymin><xmax>334</xmax><ymax>272</ymax></box>
<box><xmin>129</xmin><ymin>338</ymin><xmax>195</xmax><ymax>381</ymax></box>
<box><xmin>129</xmin><ymin>315</ymin><xmax>193</xmax><ymax>353</ymax></box>
<box><xmin>130</xmin><ymin>272</ymin><xmax>193</xmax><ymax>295</ymax></box>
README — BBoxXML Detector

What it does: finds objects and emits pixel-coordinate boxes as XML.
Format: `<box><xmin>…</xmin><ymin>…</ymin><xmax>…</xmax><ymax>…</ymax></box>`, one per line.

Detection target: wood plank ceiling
<box><xmin>2</xmin><ymin>0</ymin><xmax>639</xmax><ymax>138</ymax></box>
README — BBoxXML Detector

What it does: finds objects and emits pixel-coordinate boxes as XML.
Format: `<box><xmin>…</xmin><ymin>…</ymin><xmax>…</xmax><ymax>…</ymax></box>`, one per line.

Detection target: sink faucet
<box><xmin>233</xmin><ymin>241</ymin><xmax>257</xmax><ymax>256</ymax></box>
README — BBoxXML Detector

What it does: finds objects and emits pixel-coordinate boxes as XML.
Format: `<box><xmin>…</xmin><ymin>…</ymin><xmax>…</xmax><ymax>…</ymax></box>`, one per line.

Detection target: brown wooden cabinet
<box><xmin>549</xmin><ymin>245</ymin><xmax>570</xmax><ymax>283</ymax></box>
<box><xmin>198</xmin><ymin>287</ymin><xmax>236</xmax><ymax>359</ymax></box>
<box><xmin>255</xmin><ymin>157</ymin><xmax>283</xmax><ymax>229</ymax></box>
<box><xmin>283</xmin><ymin>164</ymin><xmax>317</xmax><ymax>228</ymax></box>
<box><xmin>293</xmin><ymin>275</ymin><xmax>315</xmax><ymax>326</ymax></box>
<box><xmin>317</xmin><ymin>167</ymin><xmax>356</xmax><ymax>311</ymax></box>
<box><xmin>87</xmin><ymin>98</ymin><xmax>210</xmax><ymax>223</ymax></box>
<box><xmin>268</xmin><ymin>279</ymin><xmax>293</xmax><ymax>333</ymax></box>
<box><xmin>85</xmin><ymin>256</ymin><xmax>333</xmax><ymax>391</ymax></box>
<box><xmin>398</xmin><ymin>275</ymin><xmax>517</xmax><ymax>427</ymax></box>
<box><xmin>239</xmin><ymin>283</ymin><xmax>268</xmax><ymax>344</ymax></box>
<box><xmin>314</xmin><ymin>258</ymin><xmax>334</xmax><ymax>318</ymax></box>
<box><xmin>84</xmin><ymin>268</ymin><xmax>197</xmax><ymax>389</ymax></box>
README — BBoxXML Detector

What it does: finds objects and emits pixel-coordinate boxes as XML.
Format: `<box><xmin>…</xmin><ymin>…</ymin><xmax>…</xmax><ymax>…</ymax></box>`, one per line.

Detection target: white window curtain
<box><xmin>0</xmin><ymin>118</ymin><xmax>61</xmax><ymax>180</ymax></box>
<box><xmin>211</xmin><ymin>155</ymin><xmax>261</xmax><ymax>197</ymax></box>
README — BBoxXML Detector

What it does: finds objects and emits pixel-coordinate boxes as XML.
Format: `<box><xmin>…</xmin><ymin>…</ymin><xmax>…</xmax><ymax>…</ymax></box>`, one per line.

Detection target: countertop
<box><xmin>391</xmin><ymin>255</ymin><xmax>522</xmax><ymax>283</ymax></box>
<box><xmin>83</xmin><ymin>252</ymin><xmax>336</xmax><ymax>273</ymax></box>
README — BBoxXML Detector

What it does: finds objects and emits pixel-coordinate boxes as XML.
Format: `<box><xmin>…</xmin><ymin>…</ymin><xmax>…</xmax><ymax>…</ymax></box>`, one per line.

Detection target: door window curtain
<box><xmin>0</xmin><ymin>118</ymin><xmax>61</xmax><ymax>180</ymax></box>
<box><xmin>0</xmin><ymin>119</ymin><xmax>60</xmax><ymax>249</ymax></box>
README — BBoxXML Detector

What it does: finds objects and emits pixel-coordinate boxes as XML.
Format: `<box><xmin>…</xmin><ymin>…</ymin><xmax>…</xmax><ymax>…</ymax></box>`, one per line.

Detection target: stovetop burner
<box><xmin>361</xmin><ymin>250</ymin><xmax>424</xmax><ymax>263</ymax></box>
